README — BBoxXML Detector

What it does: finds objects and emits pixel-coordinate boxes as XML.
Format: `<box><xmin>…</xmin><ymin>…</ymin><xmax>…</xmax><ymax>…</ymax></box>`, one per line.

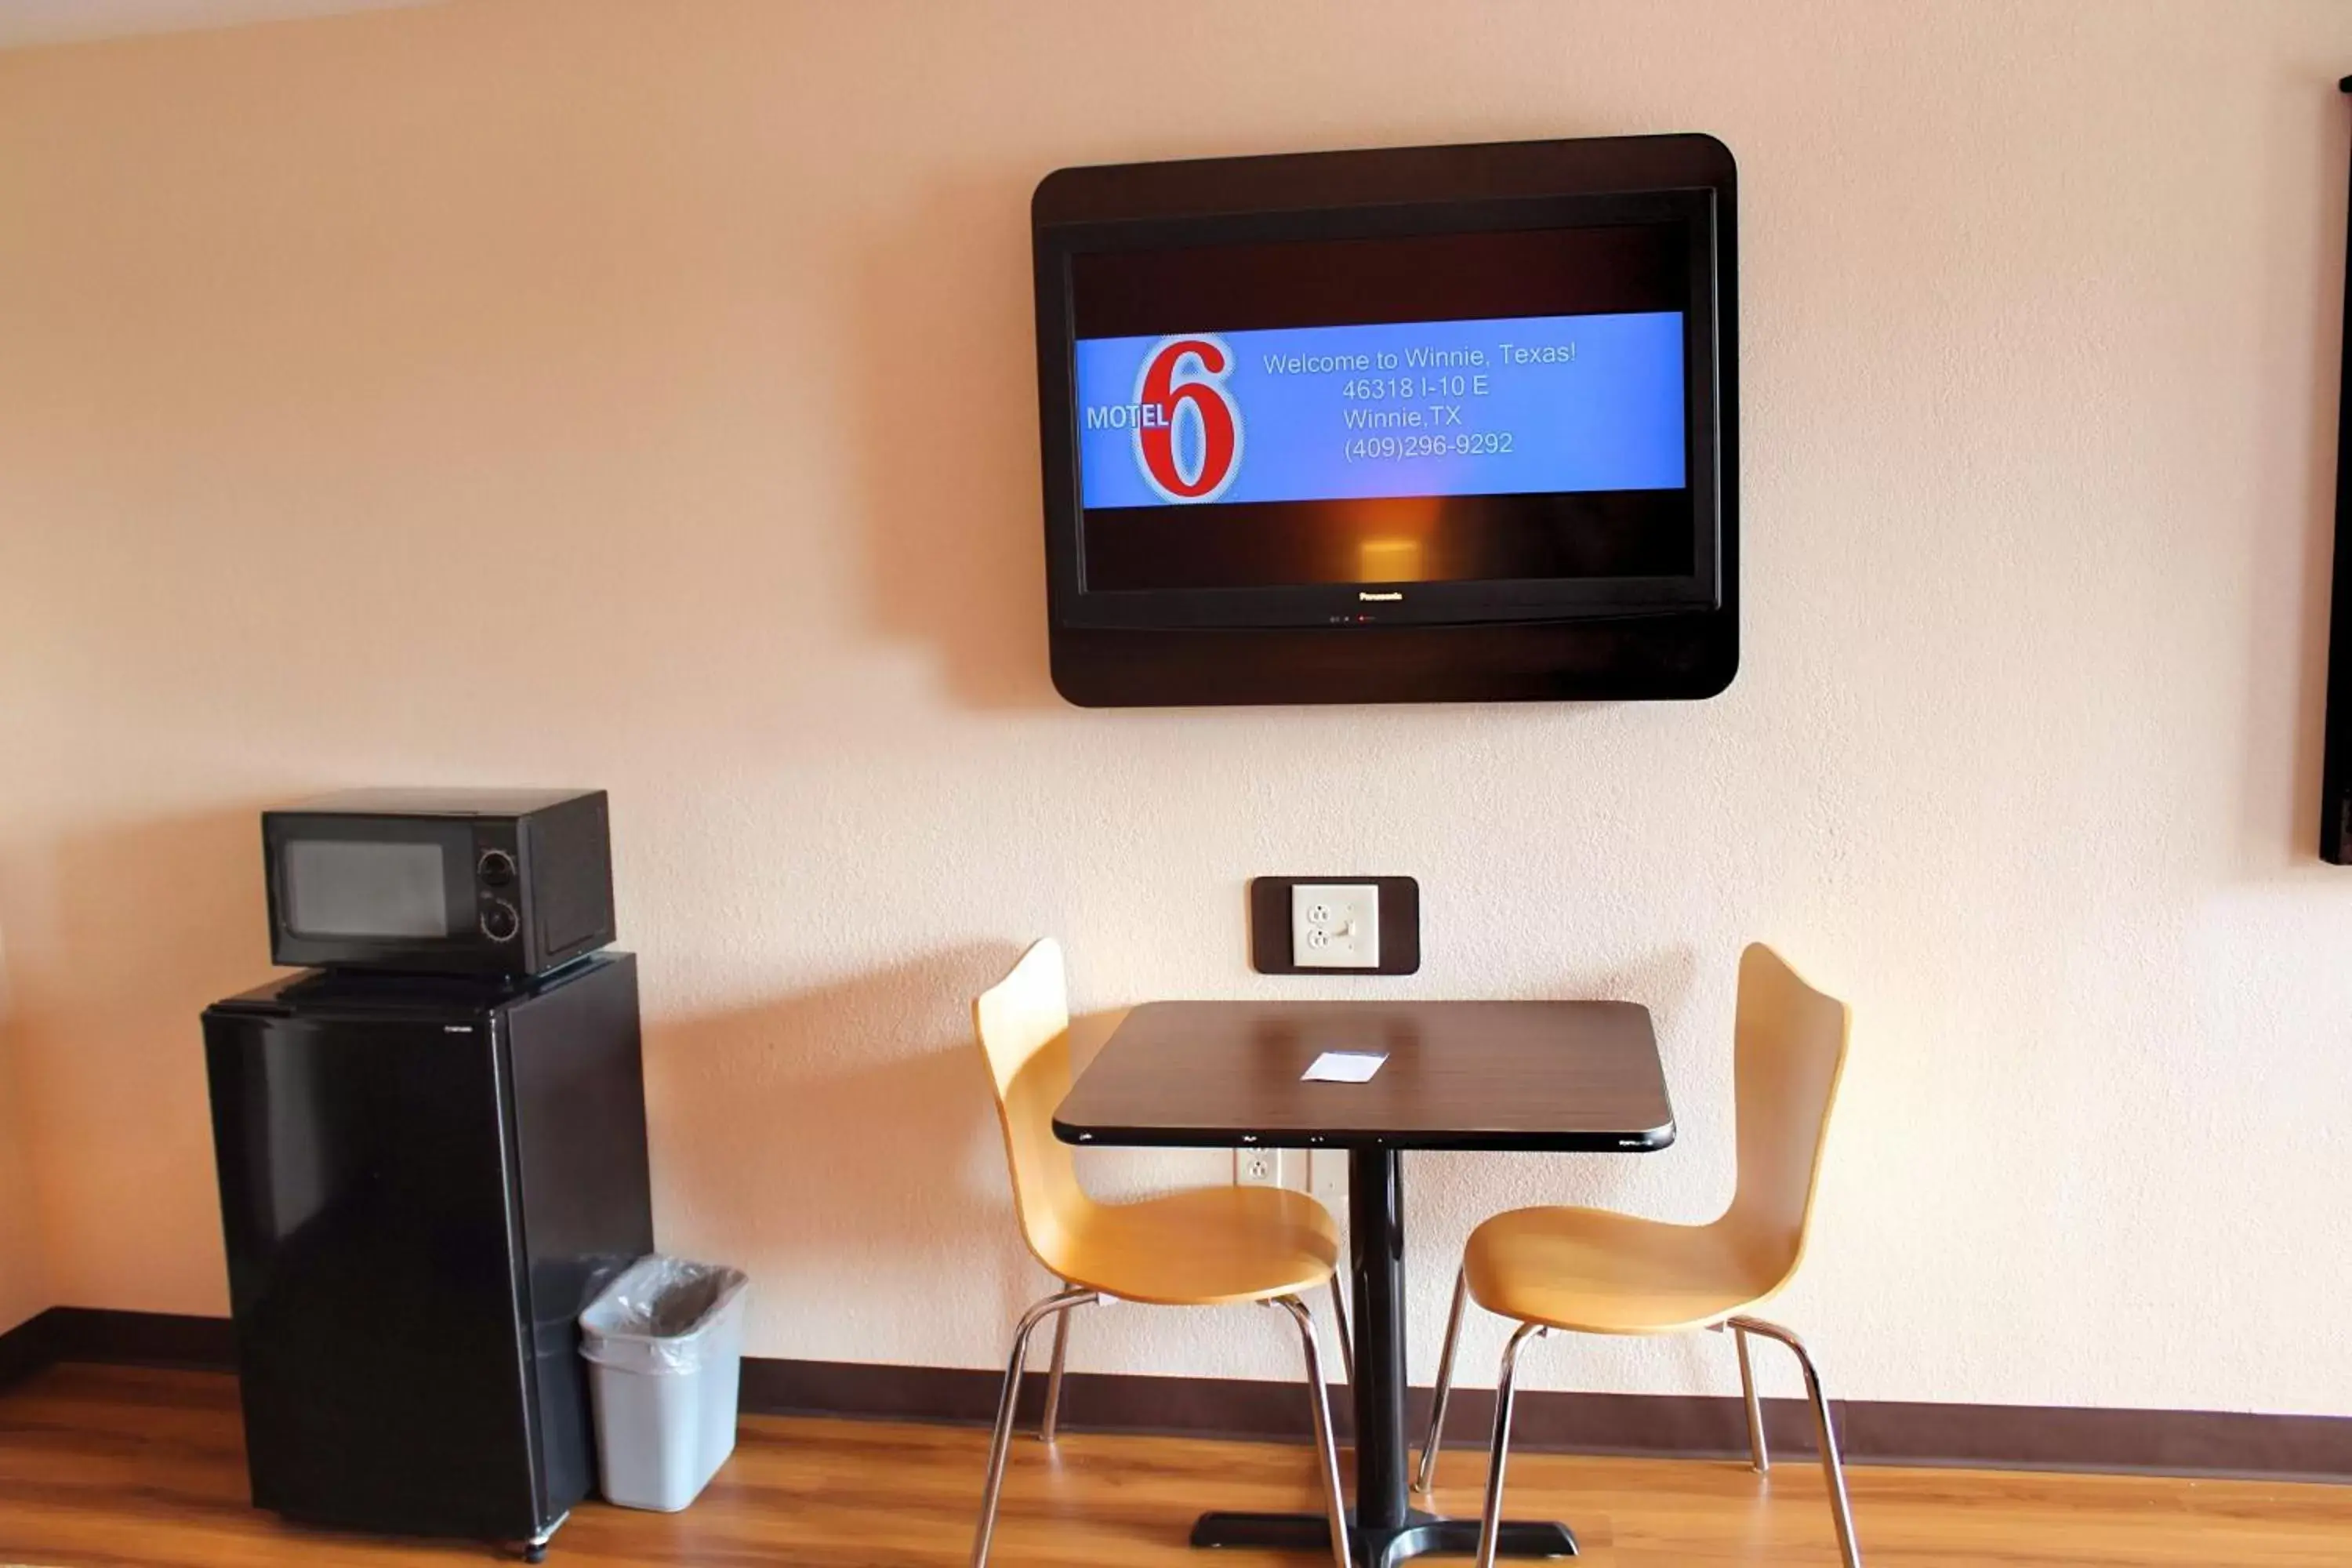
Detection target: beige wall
<box><xmin>4</xmin><ymin>0</ymin><xmax>2351</xmax><ymax>1413</ymax></box>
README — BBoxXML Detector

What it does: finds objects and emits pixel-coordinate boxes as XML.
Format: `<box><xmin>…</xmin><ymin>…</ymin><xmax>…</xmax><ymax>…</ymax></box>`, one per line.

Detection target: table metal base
<box><xmin>1192</xmin><ymin>1508</ymin><xmax>1577</xmax><ymax>1567</ymax></box>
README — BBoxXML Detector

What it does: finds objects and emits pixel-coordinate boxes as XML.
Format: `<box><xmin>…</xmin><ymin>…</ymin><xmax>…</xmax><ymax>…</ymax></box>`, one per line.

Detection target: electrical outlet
<box><xmin>1235</xmin><ymin>1145</ymin><xmax>1296</xmax><ymax>1188</ymax></box>
<box><xmin>1293</xmin><ymin>883</ymin><xmax>1380</xmax><ymax>969</ymax></box>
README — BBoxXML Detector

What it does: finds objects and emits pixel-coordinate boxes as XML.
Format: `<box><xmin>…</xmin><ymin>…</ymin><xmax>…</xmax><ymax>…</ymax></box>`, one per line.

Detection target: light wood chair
<box><xmin>970</xmin><ymin>939</ymin><xmax>1352</xmax><ymax>1568</ymax></box>
<box><xmin>1414</xmin><ymin>943</ymin><xmax>1861</xmax><ymax>1568</ymax></box>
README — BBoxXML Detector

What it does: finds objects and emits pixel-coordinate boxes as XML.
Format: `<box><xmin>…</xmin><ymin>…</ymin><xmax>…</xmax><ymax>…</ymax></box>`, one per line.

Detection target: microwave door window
<box><xmin>282</xmin><ymin>840</ymin><xmax>451</xmax><ymax>938</ymax></box>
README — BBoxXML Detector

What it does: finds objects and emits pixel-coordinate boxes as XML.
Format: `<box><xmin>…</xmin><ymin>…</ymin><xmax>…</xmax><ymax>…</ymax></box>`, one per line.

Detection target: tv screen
<box><xmin>1033</xmin><ymin>136</ymin><xmax>1737</xmax><ymax>705</ymax></box>
<box><xmin>1070</xmin><ymin>223</ymin><xmax>1696</xmax><ymax>598</ymax></box>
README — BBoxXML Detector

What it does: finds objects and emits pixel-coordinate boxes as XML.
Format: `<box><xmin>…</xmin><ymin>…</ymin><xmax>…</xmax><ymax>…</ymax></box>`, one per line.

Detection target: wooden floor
<box><xmin>3</xmin><ymin>1364</ymin><xmax>2350</xmax><ymax>1566</ymax></box>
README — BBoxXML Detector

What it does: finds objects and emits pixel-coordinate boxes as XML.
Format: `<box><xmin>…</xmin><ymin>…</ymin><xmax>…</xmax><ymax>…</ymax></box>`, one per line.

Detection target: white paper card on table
<box><xmin>1301</xmin><ymin>1050</ymin><xmax>1386</xmax><ymax>1083</ymax></box>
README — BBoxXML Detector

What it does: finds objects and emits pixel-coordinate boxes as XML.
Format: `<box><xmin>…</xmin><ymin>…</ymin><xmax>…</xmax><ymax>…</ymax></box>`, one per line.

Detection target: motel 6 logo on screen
<box><xmin>1091</xmin><ymin>335</ymin><xmax>1243</xmax><ymax>503</ymax></box>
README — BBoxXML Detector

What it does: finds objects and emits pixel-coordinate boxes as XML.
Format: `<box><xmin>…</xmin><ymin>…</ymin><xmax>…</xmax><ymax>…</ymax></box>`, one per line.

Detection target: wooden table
<box><xmin>1054</xmin><ymin>1000</ymin><xmax>1675</xmax><ymax>1568</ymax></box>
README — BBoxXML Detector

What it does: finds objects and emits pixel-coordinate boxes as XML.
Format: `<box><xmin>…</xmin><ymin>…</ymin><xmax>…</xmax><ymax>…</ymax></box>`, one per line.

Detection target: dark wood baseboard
<box><xmin>13</xmin><ymin>1309</ymin><xmax>2347</xmax><ymax>1483</ymax></box>
<box><xmin>745</xmin><ymin>1356</ymin><xmax>2352</xmax><ymax>1482</ymax></box>
<box><xmin>1470</xmin><ymin>1388</ymin><xmax>2352</xmax><ymax>1481</ymax></box>
<box><xmin>0</xmin><ymin>1308</ymin><xmax>60</xmax><ymax>1393</ymax></box>
<box><xmin>1</xmin><ymin>1307</ymin><xmax>238</xmax><ymax>1388</ymax></box>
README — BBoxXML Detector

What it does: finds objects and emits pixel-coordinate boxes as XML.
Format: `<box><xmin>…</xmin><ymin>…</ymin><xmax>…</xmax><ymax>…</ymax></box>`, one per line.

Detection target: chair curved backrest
<box><xmin>973</xmin><ymin>938</ymin><xmax>1091</xmax><ymax>1281</ymax></box>
<box><xmin>1719</xmin><ymin>942</ymin><xmax>1853</xmax><ymax>1295</ymax></box>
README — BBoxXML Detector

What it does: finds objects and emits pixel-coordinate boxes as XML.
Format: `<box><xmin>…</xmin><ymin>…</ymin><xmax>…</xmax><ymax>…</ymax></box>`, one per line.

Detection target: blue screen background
<box><xmin>1073</xmin><ymin>311</ymin><xmax>1686</xmax><ymax>510</ymax></box>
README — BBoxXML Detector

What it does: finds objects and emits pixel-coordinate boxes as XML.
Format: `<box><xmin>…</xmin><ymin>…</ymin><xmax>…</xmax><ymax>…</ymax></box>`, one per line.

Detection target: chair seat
<box><xmin>1462</xmin><ymin>1205</ymin><xmax>1779</xmax><ymax>1335</ymax></box>
<box><xmin>1054</xmin><ymin>1184</ymin><xmax>1341</xmax><ymax>1307</ymax></box>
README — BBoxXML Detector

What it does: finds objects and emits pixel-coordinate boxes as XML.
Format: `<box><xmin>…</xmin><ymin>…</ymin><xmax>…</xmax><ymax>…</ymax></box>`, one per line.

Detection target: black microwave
<box><xmin>263</xmin><ymin>789</ymin><xmax>615</xmax><ymax>977</ymax></box>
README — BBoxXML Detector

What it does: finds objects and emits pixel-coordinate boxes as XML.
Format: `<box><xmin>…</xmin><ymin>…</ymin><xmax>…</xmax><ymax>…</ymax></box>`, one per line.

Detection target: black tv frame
<box><xmin>1032</xmin><ymin>133</ymin><xmax>1739</xmax><ymax>708</ymax></box>
<box><xmin>2323</xmin><ymin>78</ymin><xmax>2352</xmax><ymax>862</ymax></box>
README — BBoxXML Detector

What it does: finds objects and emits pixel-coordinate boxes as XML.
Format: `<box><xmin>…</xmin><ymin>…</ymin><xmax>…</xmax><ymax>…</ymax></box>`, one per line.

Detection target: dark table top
<box><xmin>1054</xmin><ymin>999</ymin><xmax>1675</xmax><ymax>1152</ymax></box>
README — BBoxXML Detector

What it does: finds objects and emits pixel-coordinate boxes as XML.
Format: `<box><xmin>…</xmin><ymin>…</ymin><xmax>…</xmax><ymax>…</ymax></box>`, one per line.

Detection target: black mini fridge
<box><xmin>202</xmin><ymin>951</ymin><xmax>652</xmax><ymax>1558</ymax></box>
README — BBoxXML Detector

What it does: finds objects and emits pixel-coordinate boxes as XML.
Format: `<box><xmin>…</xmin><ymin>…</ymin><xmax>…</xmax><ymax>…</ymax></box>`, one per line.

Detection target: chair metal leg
<box><xmin>1272</xmin><ymin>1294</ymin><xmax>1352</xmax><ymax>1568</ymax></box>
<box><xmin>1726</xmin><ymin>1316</ymin><xmax>1860</xmax><ymax>1568</ymax></box>
<box><xmin>1037</xmin><ymin>1290</ymin><xmax>1074</xmax><ymax>1443</ymax></box>
<box><xmin>1732</xmin><ymin>1322</ymin><xmax>1769</xmax><ymax>1472</ymax></box>
<box><xmin>1414</xmin><ymin>1266</ymin><xmax>1470</xmax><ymax>1494</ymax></box>
<box><xmin>1474</xmin><ymin>1321</ymin><xmax>1547</xmax><ymax>1568</ymax></box>
<box><xmin>971</xmin><ymin>1286</ymin><xmax>1098</xmax><ymax>1568</ymax></box>
<box><xmin>1324</xmin><ymin>1272</ymin><xmax>1356</xmax><ymax>1386</ymax></box>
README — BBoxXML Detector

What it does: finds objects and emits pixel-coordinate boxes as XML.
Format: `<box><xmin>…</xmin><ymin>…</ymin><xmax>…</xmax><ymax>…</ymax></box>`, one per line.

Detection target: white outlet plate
<box><xmin>1292</xmin><ymin>882</ymin><xmax>1381</xmax><ymax>969</ymax></box>
<box><xmin>1235</xmin><ymin>1145</ymin><xmax>1297</xmax><ymax>1189</ymax></box>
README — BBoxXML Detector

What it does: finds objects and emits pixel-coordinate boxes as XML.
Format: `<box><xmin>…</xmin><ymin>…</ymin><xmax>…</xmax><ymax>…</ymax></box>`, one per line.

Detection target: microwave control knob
<box><xmin>480</xmin><ymin>899</ymin><xmax>521</xmax><ymax>943</ymax></box>
<box><xmin>477</xmin><ymin>849</ymin><xmax>517</xmax><ymax>887</ymax></box>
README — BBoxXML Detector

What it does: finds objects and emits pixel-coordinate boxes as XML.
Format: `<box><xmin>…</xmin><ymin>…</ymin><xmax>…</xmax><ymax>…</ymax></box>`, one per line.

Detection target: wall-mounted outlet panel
<box><xmin>1235</xmin><ymin>1145</ymin><xmax>1298</xmax><ymax>1188</ymax></box>
<box><xmin>1250</xmin><ymin>876</ymin><xmax>1420</xmax><ymax>975</ymax></box>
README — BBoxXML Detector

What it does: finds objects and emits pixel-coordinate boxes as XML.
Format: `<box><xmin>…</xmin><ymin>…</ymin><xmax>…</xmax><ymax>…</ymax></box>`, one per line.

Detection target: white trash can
<box><xmin>579</xmin><ymin>1256</ymin><xmax>750</xmax><ymax>1512</ymax></box>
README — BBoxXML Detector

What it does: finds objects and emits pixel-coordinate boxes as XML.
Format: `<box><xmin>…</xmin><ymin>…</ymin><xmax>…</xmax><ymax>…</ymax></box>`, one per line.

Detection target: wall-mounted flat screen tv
<box><xmin>1033</xmin><ymin>134</ymin><xmax>1737</xmax><ymax>706</ymax></box>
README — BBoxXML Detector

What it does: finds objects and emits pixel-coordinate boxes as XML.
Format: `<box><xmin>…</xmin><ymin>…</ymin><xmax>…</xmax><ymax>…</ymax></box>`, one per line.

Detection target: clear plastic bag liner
<box><xmin>579</xmin><ymin>1256</ymin><xmax>750</xmax><ymax>1375</ymax></box>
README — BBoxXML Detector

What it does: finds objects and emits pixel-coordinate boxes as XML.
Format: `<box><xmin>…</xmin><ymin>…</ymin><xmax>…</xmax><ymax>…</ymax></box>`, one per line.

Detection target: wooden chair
<box><xmin>970</xmin><ymin>939</ymin><xmax>1352</xmax><ymax>1568</ymax></box>
<box><xmin>1414</xmin><ymin>943</ymin><xmax>1861</xmax><ymax>1568</ymax></box>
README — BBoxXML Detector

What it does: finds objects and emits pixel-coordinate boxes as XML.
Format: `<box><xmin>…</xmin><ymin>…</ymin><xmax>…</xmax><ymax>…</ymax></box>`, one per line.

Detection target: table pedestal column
<box><xmin>1188</xmin><ymin>1148</ymin><xmax>1578</xmax><ymax>1567</ymax></box>
<box><xmin>1351</xmin><ymin>1145</ymin><xmax>1410</xmax><ymax>1534</ymax></box>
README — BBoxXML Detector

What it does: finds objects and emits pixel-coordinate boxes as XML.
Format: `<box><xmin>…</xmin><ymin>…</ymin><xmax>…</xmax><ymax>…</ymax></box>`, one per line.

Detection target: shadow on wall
<box><xmin>644</xmin><ymin>941</ymin><xmax>1049</xmax><ymax>1350</ymax></box>
<box><xmin>0</xmin><ymin>917</ymin><xmax>47</xmax><ymax>1328</ymax></box>
<box><xmin>24</xmin><ymin>807</ymin><xmax>278</xmax><ymax>1308</ymax></box>
<box><xmin>1475</xmin><ymin>940</ymin><xmax>1708</xmax><ymax>1220</ymax></box>
<box><xmin>852</xmin><ymin>175</ymin><xmax>1062</xmax><ymax>712</ymax></box>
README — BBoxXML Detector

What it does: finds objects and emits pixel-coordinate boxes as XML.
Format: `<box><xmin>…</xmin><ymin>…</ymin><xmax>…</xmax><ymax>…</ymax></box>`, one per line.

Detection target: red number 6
<box><xmin>1136</xmin><ymin>337</ymin><xmax>1241</xmax><ymax>502</ymax></box>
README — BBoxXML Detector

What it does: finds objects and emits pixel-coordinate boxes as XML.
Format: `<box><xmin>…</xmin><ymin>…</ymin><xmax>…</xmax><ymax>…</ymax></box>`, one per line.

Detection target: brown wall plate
<box><xmin>1248</xmin><ymin>876</ymin><xmax>1421</xmax><ymax>975</ymax></box>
